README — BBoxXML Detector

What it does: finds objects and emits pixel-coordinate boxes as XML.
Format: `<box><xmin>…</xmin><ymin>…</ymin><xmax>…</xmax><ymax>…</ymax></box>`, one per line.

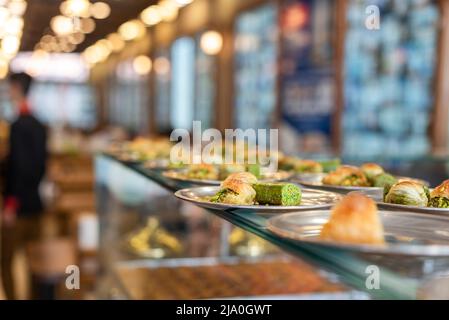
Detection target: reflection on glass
<box><xmin>128</xmin><ymin>217</ymin><xmax>183</xmax><ymax>258</ymax></box>
<box><xmin>234</xmin><ymin>3</ymin><xmax>278</xmax><ymax>130</ymax></box>
<box><xmin>108</xmin><ymin>59</ymin><xmax>150</xmax><ymax>134</ymax></box>
<box><xmin>228</xmin><ymin>228</ymin><xmax>275</xmax><ymax>257</ymax></box>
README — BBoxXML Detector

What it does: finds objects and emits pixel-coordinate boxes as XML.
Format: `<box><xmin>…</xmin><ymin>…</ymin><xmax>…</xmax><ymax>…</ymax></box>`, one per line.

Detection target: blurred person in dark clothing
<box><xmin>1</xmin><ymin>72</ymin><xmax>47</xmax><ymax>300</ymax></box>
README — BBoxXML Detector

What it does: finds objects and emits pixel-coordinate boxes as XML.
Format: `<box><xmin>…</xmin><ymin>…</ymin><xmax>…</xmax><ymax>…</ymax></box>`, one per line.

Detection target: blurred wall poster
<box><xmin>343</xmin><ymin>0</ymin><xmax>439</xmax><ymax>159</ymax></box>
<box><xmin>280</xmin><ymin>0</ymin><xmax>335</xmax><ymax>153</ymax></box>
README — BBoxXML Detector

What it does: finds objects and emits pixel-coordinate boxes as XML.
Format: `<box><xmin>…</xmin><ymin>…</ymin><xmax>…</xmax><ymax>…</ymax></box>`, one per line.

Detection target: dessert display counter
<box><xmin>95</xmin><ymin>154</ymin><xmax>449</xmax><ymax>300</ymax></box>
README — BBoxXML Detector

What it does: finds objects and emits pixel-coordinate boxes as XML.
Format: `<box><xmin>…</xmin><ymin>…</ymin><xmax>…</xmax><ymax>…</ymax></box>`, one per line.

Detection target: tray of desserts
<box><xmin>267</xmin><ymin>193</ymin><xmax>449</xmax><ymax>257</ymax></box>
<box><xmin>378</xmin><ymin>179</ymin><xmax>449</xmax><ymax>215</ymax></box>
<box><xmin>164</xmin><ymin>163</ymin><xmax>292</xmax><ymax>186</ymax></box>
<box><xmin>175</xmin><ymin>172</ymin><xmax>342</xmax><ymax>213</ymax></box>
<box><xmin>293</xmin><ymin>163</ymin><xmax>429</xmax><ymax>200</ymax></box>
<box><xmin>105</xmin><ymin>137</ymin><xmax>173</xmax><ymax>165</ymax></box>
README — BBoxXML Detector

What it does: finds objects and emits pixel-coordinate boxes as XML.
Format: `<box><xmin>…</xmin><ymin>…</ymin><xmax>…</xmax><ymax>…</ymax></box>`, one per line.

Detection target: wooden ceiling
<box><xmin>20</xmin><ymin>0</ymin><xmax>156</xmax><ymax>52</ymax></box>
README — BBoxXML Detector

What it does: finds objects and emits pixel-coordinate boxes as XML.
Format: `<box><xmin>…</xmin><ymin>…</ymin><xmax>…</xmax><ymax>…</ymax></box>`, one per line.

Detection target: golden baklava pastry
<box><xmin>320</xmin><ymin>193</ymin><xmax>385</xmax><ymax>245</ymax></box>
<box><xmin>210</xmin><ymin>172</ymin><xmax>258</xmax><ymax>205</ymax></box>
<box><xmin>429</xmin><ymin>180</ymin><xmax>449</xmax><ymax>208</ymax></box>
<box><xmin>223</xmin><ymin>172</ymin><xmax>258</xmax><ymax>185</ymax></box>
<box><xmin>384</xmin><ymin>180</ymin><xmax>429</xmax><ymax>207</ymax></box>
<box><xmin>360</xmin><ymin>163</ymin><xmax>384</xmax><ymax>181</ymax></box>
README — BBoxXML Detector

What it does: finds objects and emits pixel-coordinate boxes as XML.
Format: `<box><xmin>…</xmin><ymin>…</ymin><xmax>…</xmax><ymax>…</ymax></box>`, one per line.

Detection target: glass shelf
<box><xmin>96</xmin><ymin>154</ymin><xmax>449</xmax><ymax>300</ymax></box>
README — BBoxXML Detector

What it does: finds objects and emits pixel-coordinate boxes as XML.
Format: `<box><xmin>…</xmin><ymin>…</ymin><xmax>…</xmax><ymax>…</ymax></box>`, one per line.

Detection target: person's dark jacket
<box><xmin>4</xmin><ymin>114</ymin><xmax>47</xmax><ymax>216</ymax></box>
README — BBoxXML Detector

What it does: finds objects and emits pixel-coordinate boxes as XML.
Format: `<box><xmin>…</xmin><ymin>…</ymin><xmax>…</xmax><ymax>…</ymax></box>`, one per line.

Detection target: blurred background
<box><xmin>0</xmin><ymin>0</ymin><xmax>448</xmax><ymax>300</ymax></box>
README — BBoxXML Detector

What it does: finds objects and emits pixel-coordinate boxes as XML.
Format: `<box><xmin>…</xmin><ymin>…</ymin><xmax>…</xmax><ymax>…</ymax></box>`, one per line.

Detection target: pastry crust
<box><xmin>215</xmin><ymin>172</ymin><xmax>258</xmax><ymax>205</ymax></box>
<box><xmin>431</xmin><ymin>180</ymin><xmax>449</xmax><ymax>198</ymax></box>
<box><xmin>360</xmin><ymin>163</ymin><xmax>384</xmax><ymax>180</ymax></box>
<box><xmin>320</xmin><ymin>193</ymin><xmax>385</xmax><ymax>245</ymax></box>
<box><xmin>222</xmin><ymin>178</ymin><xmax>251</xmax><ymax>194</ymax></box>
<box><xmin>186</xmin><ymin>164</ymin><xmax>219</xmax><ymax>180</ymax></box>
<box><xmin>322</xmin><ymin>166</ymin><xmax>368</xmax><ymax>186</ymax></box>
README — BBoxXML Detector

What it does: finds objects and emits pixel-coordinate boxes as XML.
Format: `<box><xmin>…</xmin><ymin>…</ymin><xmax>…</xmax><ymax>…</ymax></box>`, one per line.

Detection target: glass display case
<box><xmin>343</xmin><ymin>0</ymin><xmax>440</xmax><ymax>159</ymax></box>
<box><xmin>95</xmin><ymin>154</ymin><xmax>449</xmax><ymax>300</ymax></box>
<box><xmin>95</xmin><ymin>155</ymin><xmax>361</xmax><ymax>300</ymax></box>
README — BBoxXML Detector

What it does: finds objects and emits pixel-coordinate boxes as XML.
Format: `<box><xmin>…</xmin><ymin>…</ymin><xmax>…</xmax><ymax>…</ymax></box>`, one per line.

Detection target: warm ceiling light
<box><xmin>83</xmin><ymin>46</ymin><xmax>99</xmax><ymax>64</ymax></box>
<box><xmin>28</xmin><ymin>49</ymin><xmax>50</xmax><ymax>77</ymax></box>
<box><xmin>64</xmin><ymin>0</ymin><xmax>91</xmax><ymax>18</ymax></box>
<box><xmin>140</xmin><ymin>5</ymin><xmax>161</xmax><ymax>26</ymax></box>
<box><xmin>97</xmin><ymin>39</ymin><xmax>112</xmax><ymax>51</ymax></box>
<box><xmin>107</xmin><ymin>33</ymin><xmax>125</xmax><ymax>52</ymax></box>
<box><xmin>133</xmin><ymin>55</ymin><xmax>152</xmax><ymax>75</ymax></box>
<box><xmin>158</xmin><ymin>0</ymin><xmax>179</xmax><ymax>22</ymax></box>
<box><xmin>0</xmin><ymin>59</ymin><xmax>8</xmax><ymax>79</ymax></box>
<box><xmin>67</xmin><ymin>32</ymin><xmax>85</xmax><ymax>45</ymax></box>
<box><xmin>1</xmin><ymin>35</ymin><xmax>20</xmax><ymax>56</ymax></box>
<box><xmin>49</xmin><ymin>41</ymin><xmax>60</xmax><ymax>52</ymax></box>
<box><xmin>118</xmin><ymin>19</ymin><xmax>146</xmax><ymax>41</ymax></box>
<box><xmin>5</xmin><ymin>16</ymin><xmax>24</xmax><ymax>36</ymax></box>
<box><xmin>174</xmin><ymin>0</ymin><xmax>193</xmax><ymax>7</ymax></box>
<box><xmin>41</xmin><ymin>35</ymin><xmax>54</xmax><ymax>43</ymax></box>
<box><xmin>94</xmin><ymin>41</ymin><xmax>111</xmax><ymax>61</ymax></box>
<box><xmin>60</xmin><ymin>1</ymin><xmax>69</xmax><ymax>15</ymax></box>
<box><xmin>38</xmin><ymin>41</ymin><xmax>52</xmax><ymax>51</ymax></box>
<box><xmin>57</xmin><ymin>36</ymin><xmax>69</xmax><ymax>46</ymax></box>
<box><xmin>154</xmin><ymin>56</ymin><xmax>170</xmax><ymax>75</ymax></box>
<box><xmin>90</xmin><ymin>1</ymin><xmax>110</xmax><ymax>19</ymax></box>
<box><xmin>80</xmin><ymin>17</ymin><xmax>96</xmax><ymax>33</ymax></box>
<box><xmin>51</xmin><ymin>15</ymin><xmax>74</xmax><ymax>35</ymax></box>
<box><xmin>8</xmin><ymin>0</ymin><xmax>27</xmax><ymax>16</ymax></box>
<box><xmin>83</xmin><ymin>44</ymin><xmax>109</xmax><ymax>64</ymax></box>
<box><xmin>0</xmin><ymin>7</ymin><xmax>9</xmax><ymax>23</ymax></box>
<box><xmin>200</xmin><ymin>30</ymin><xmax>223</xmax><ymax>55</ymax></box>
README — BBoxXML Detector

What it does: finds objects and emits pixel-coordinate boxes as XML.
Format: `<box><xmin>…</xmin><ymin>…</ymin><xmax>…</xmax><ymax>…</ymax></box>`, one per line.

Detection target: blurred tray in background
<box><xmin>114</xmin><ymin>257</ymin><xmax>345</xmax><ymax>300</ymax></box>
